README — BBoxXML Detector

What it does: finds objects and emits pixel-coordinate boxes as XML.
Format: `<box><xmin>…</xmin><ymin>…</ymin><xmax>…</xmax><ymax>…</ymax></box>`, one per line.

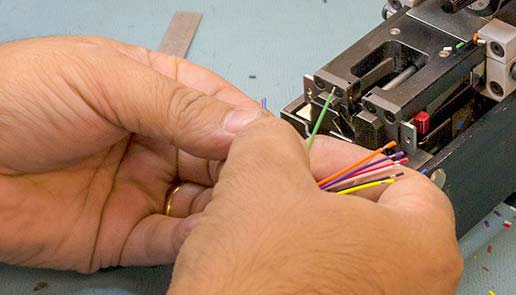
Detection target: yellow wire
<box><xmin>336</xmin><ymin>179</ymin><xmax>395</xmax><ymax>195</ymax></box>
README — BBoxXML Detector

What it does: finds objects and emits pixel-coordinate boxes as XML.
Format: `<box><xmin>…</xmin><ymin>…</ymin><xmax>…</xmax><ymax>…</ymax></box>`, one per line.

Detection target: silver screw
<box><xmin>390</xmin><ymin>28</ymin><xmax>401</xmax><ymax>36</ymax></box>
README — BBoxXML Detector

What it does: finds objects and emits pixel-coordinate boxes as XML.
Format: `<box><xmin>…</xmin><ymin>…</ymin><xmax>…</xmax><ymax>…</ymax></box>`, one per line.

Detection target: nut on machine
<box><xmin>282</xmin><ymin>0</ymin><xmax>516</xmax><ymax>237</ymax></box>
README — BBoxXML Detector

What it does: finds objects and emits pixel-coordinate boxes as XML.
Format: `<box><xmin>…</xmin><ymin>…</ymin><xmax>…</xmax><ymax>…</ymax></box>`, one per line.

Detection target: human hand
<box><xmin>0</xmin><ymin>36</ymin><xmax>263</xmax><ymax>273</ymax></box>
<box><xmin>169</xmin><ymin>118</ymin><xmax>463</xmax><ymax>295</ymax></box>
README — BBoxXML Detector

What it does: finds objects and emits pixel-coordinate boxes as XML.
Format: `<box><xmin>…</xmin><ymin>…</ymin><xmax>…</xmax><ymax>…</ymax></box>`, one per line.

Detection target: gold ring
<box><xmin>164</xmin><ymin>184</ymin><xmax>181</xmax><ymax>217</ymax></box>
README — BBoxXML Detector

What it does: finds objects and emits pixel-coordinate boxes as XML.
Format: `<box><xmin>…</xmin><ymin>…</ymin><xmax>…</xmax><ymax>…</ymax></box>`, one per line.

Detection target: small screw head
<box><xmin>490</xmin><ymin>81</ymin><xmax>504</xmax><ymax>97</ymax></box>
<box><xmin>334</xmin><ymin>87</ymin><xmax>344</xmax><ymax>98</ymax></box>
<box><xmin>390</xmin><ymin>28</ymin><xmax>401</xmax><ymax>36</ymax></box>
<box><xmin>391</xmin><ymin>0</ymin><xmax>402</xmax><ymax>10</ymax></box>
<box><xmin>511</xmin><ymin>63</ymin><xmax>516</xmax><ymax>81</ymax></box>
<box><xmin>364</xmin><ymin>101</ymin><xmax>376</xmax><ymax>114</ymax></box>
<box><xmin>384</xmin><ymin>111</ymin><xmax>396</xmax><ymax>124</ymax></box>
<box><xmin>490</xmin><ymin>42</ymin><xmax>505</xmax><ymax>58</ymax></box>
<box><xmin>314</xmin><ymin>76</ymin><xmax>326</xmax><ymax>90</ymax></box>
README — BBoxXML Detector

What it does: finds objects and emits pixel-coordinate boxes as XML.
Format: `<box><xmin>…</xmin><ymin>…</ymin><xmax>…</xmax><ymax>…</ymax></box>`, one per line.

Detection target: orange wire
<box><xmin>473</xmin><ymin>32</ymin><xmax>479</xmax><ymax>44</ymax></box>
<box><xmin>317</xmin><ymin>141</ymin><xmax>397</xmax><ymax>187</ymax></box>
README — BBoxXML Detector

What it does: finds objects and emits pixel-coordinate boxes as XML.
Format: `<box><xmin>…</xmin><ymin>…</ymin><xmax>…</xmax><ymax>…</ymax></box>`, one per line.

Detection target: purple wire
<box><xmin>320</xmin><ymin>151</ymin><xmax>405</xmax><ymax>190</ymax></box>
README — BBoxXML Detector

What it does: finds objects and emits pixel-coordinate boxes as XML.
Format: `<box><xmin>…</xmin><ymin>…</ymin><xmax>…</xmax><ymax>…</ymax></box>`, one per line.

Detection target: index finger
<box><xmin>70</xmin><ymin>36</ymin><xmax>257</xmax><ymax>107</ymax></box>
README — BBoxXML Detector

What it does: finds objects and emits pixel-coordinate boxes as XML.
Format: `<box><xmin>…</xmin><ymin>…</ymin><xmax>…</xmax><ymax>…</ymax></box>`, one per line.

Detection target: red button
<box><xmin>414</xmin><ymin>112</ymin><xmax>430</xmax><ymax>134</ymax></box>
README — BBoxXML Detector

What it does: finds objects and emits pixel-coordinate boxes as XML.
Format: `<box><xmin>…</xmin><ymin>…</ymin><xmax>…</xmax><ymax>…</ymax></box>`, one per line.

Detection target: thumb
<box><xmin>73</xmin><ymin>45</ymin><xmax>264</xmax><ymax>160</ymax></box>
<box><xmin>215</xmin><ymin>117</ymin><xmax>319</xmax><ymax>206</ymax></box>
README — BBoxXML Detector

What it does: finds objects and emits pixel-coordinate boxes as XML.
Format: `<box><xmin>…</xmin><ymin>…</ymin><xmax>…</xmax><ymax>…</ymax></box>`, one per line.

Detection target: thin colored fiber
<box><xmin>456</xmin><ymin>42</ymin><xmax>466</xmax><ymax>49</ymax></box>
<box><xmin>348</xmin><ymin>157</ymin><xmax>408</xmax><ymax>179</ymax></box>
<box><xmin>337</xmin><ymin>178</ymin><xmax>396</xmax><ymax>195</ymax></box>
<box><xmin>488</xmin><ymin>290</ymin><xmax>496</xmax><ymax>295</ymax></box>
<box><xmin>320</xmin><ymin>151</ymin><xmax>404</xmax><ymax>190</ymax></box>
<box><xmin>484</xmin><ymin>220</ymin><xmax>490</xmax><ymax>228</ymax></box>
<box><xmin>317</xmin><ymin>141</ymin><xmax>397</xmax><ymax>187</ymax></box>
<box><xmin>325</xmin><ymin>163</ymin><xmax>404</xmax><ymax>191</ymax></box>
<box><xmin>261</xmin><ymin>97</ymin><xmax>267</xmax><ymax>110</ymax></box>
<box><xmin>494</xmin><ymin>210</ymin><xmax>502</xmax><ymax>217</ymax></box>
<box><xmin>487</xmin><ymin>245</ymin><xmax>493</xmax><ymax>254</ymax></box>
<box><xmin>307</xmin><ymin>88</ymin><xmax>335</xmax><ymax>151</ymax></box>
<box><xmin>327</xmin><ymin>168</ymin><xmax>406</xmax><ymax>191</ymax></box>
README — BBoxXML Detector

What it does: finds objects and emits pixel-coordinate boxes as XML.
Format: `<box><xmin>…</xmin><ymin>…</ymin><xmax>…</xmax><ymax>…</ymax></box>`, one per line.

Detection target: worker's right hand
<box><xmin>169</xmin><ymin>118</ymin><xmax>463</xmax><ymax>295</ymax></box>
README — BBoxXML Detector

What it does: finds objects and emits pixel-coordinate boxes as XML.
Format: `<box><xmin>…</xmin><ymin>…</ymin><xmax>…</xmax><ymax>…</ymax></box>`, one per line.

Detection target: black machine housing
<box><xmin>281</xmin><ymin>1</ymin><xmax>516</xmax><ymax>238</ymax></box>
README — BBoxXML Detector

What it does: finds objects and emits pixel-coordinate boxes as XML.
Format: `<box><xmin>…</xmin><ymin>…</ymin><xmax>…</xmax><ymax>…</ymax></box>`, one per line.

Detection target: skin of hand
<box><xmin>168</xmin><ymin>118</ymin><xmax>464</xmax><ymax>295</ymax></box>
<box><xmin>0</xmin><ymin>36</ymin><xmax>265</xmax><ymax>273</ymax></box>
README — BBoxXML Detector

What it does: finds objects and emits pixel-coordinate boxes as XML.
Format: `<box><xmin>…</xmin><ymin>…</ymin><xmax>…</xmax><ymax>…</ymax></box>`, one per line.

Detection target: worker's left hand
<box><xmin>0</xmin><ymin>36</ymin><xmax>263</xmax><ymax>272</ymax></box>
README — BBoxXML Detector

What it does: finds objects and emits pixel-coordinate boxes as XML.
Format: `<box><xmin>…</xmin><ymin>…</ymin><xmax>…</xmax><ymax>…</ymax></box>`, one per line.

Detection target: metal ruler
<box><xmin>158</xmin><ymin>12</ymin><xmax>203</xmax><ymax>58</ymax></box>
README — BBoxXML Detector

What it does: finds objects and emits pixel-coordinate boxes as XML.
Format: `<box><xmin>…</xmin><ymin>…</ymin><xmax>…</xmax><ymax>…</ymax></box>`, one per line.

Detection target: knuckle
<box><xmin>168</xmin><ymin>88</ymin><xmax>208</xmax><ymax>136</ymax></box>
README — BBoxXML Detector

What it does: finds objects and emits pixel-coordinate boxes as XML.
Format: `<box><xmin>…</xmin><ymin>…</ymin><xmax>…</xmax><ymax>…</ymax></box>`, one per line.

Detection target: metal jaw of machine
<box><xmin>281</xmin><ymin>0</ymin><xmax>516</xmax><ymax>237</ymax></box>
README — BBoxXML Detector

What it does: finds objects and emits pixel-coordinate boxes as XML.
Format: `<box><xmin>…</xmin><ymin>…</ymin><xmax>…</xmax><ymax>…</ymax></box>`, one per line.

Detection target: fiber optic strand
<box><xmin>307</xmin><ymin>87</ymin><xmax>336</xmax><ymax>151</ymax></box>
<box><xmin>325</xmin><ymin>159</ymin><xmax>408</xmax><ymax>192</ymax></box>
<box><xmin>336</xmin><ymin>173</ymin><xmax>404</xmax><ymax>195</ymax></box>
<box><xmin>320</xmin><ymin>151</ymin><xmax>405</xmax><ymax>190</ymax></box>
<box><xmin>261</xmin><ymin>97</ymin><xmax>267</xmax><ymax>110</ymax></box>
<box><xmin>317</xmin><ymin>141</ymin><xmax>397</xmax><ymax>187</ymax></box>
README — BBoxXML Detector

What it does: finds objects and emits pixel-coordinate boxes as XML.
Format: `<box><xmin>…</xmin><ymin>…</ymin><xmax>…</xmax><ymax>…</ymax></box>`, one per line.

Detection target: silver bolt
<box><xmin>390</xmin><ymin>28</ymin><xmax>401</xmax><ymax>36</ymax></box>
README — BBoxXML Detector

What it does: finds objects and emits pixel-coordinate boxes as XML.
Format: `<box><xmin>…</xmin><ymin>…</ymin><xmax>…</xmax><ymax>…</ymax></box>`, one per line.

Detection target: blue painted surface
<box><xmin>0</xmin><ymin>1</ymin><xmax>512</xmax><ymax>294</ymax></box>
<box><xmin>0</xmin><ymin>0</ymin><xmax>384</xmax><ymax>115</ymax></box>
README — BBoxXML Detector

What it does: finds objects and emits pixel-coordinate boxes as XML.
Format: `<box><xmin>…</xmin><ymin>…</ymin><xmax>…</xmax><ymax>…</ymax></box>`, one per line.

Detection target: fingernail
<box><xmin>223</xmin><ymin>109</ymin><xmax>261</xmax><ymax>133</ymax></box>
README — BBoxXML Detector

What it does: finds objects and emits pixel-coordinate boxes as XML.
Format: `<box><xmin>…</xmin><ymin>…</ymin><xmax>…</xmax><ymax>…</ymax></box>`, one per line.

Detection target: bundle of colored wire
<box><xmin>319</xmin><ymin>151</ymin><xmax>405</xmax><ymax>190</ymax></box>
<box><xmin>347</xmin><ymin>157</ymin><xmax>409</xmax><ymax>179</ymax></box>
<box><xmin>325</xmin><ymin>159</ymin><xmax>407</xmax><ymax>192</ymax></box>
<box><xmin>307</xmin><ymin>87</ymin><xmax>336</xmax><ymax>151</ymax></box>
<box><xmin>336</xmin><ymin>172</ymin><xmax>404</xmax><ymax>195</ymax></box>
<box><xmin>317</xmin><ymin>141</ymin><xmax>397</xmax><ymax>187</ymax></box>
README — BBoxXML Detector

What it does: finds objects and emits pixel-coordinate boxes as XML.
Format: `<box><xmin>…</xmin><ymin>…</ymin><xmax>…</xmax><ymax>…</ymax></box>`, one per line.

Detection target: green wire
<box><xmin>307</xmin><ymin>88</ymin><xmax>335</xmax><ymax>151</ymax></box>
<box><xmin>456</xmin><ymin>42</ymin><xmax>465</xmax><ymax>49</ymax></box>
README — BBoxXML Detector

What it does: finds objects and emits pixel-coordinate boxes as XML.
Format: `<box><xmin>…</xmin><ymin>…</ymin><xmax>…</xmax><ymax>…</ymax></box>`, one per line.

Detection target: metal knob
<box><xmin>441</xmin><ymin>0</ymin><xmax>478</xmax><ymax>13</ymax></box>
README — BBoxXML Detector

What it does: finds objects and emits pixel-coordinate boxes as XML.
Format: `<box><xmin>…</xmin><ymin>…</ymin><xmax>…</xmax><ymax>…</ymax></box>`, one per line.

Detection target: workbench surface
<box><xmin>0</xmin><ymin>1</ymin><xmax>513</xmax><ymax>294</ymax></box>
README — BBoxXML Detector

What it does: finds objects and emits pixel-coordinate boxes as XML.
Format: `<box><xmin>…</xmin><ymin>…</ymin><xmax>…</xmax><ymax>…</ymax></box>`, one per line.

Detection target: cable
<box><xmin>324</xmin><ymin>160</ymin><xmax>407</xmax><ymax>192</ymax></box>
<box><xmin>307</xmin><ymin>87</ymin><xmax>335</xmax><ymax>151</ymax></box>
<box><xmin>317</xmin><ymin>141</ymin><xmax>397</xmax><ymax>187</ymax></box>
<box><xmin>319</xmin><ymin>150</ymin><xmax>404</xmax><ymax>190</ymax></box>
<box><xmin>348</xmin><ymin>157</ymin><xmax>409</xmax><ymax>179</ymax></box>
